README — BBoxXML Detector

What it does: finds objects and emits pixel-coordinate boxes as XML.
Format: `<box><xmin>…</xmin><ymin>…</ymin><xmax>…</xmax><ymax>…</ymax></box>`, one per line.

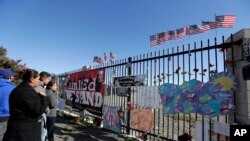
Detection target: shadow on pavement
<box><xmin>54</xmin><ymin>116</ymin><xmax>125</xmax><ymax>141</ymax></box>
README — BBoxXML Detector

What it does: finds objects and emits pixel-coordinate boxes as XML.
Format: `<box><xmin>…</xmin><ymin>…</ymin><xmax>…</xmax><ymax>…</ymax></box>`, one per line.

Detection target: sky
<box><xmin>0</xmin><ymin>0</ymin><xmax>250</xmax><ymax>75</ymax></box>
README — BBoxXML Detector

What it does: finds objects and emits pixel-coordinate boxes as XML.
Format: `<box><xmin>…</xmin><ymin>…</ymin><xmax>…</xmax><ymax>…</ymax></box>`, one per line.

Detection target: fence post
<box><xmin>126</xmin><ymin>57</ymin><xmax>132</xmax><ymax>134</ymax></box>
<box><xmin>226</xmin><ymin>29</ymin><xmax>250</xmax><ymax>124</ymax></box>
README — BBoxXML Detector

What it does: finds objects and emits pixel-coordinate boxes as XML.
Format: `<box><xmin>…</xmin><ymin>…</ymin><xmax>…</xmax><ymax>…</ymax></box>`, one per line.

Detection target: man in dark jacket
<box><xmin>35</xmin><ymin>71</ymin><xmax>51</xmax><ymax>141</ymax></box>
<box><xmin>0</xmin><ymin>69</ymin><xmax>15</xmax><ymax>140</ymax></box>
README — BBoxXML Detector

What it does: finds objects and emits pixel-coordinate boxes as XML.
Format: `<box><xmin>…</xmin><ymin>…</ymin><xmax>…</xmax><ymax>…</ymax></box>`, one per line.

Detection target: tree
<box><xmin>0</xmin><ymin>46</ymin><xmax>7</xmax><ymax>57</ymax></box>
<box><xmin>0</xmin><ymin>46</ymin><xmax>26</xmax><ymax>84</ymax></box>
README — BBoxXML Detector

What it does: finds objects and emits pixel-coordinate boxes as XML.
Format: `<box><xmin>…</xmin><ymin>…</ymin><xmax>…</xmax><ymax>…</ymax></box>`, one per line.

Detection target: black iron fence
<box><xmin>58</xmin><ymin>35</ymin><xmax>238</xmax><ymax>141</ymax></box>
<box><xmin>98</xmin><ymin>35</ymin><xmax>236</xmax><ymax>141</ymax></box>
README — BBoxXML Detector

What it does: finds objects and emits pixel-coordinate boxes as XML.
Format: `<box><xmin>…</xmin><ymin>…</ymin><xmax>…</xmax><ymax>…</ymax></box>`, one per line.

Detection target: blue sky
<box><xmin>0</xmin><ymin>0</ymin><xmax>249</xmax><ymax>74</ymax></box>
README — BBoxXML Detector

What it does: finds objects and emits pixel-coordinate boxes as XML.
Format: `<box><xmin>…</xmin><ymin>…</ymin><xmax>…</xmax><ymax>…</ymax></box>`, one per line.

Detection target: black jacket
<box><xmin>3</xmin><ymin>82</ymin><xmax>49</xmax><ymax>141</ymax></box>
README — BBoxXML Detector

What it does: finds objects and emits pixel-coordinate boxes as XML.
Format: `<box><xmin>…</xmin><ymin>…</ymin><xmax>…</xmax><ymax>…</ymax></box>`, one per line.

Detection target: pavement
<box><xmin>53</xmin><ymin>105</ymin><xmax>127</xmax><ymax>141</ymax></box>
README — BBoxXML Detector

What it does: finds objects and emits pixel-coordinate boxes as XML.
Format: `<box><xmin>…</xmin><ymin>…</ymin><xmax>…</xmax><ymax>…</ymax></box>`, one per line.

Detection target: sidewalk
<box><xmin>53</xmin><ymin>105</ymin><xmax>126</xmax><ymax>141</ymax></box>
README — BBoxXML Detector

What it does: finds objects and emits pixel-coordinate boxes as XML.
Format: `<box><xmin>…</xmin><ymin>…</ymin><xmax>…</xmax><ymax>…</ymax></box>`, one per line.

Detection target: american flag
<box><xmin>201</xmin><ymin>21</ymin><xmax>220</xmax><ymax>30</ymax></box>
<box><xmin>188</xmin><ymin>24</ymin><xmax>204</xmax><ymax>35</ymax></box>
<box><xmin>201</xmin><ymin>21</ymin><xmax>211</xmax><ymax>31</ymax></box>
<box><xmin>93</xmin><ymin>56</ymin><xmax>103</xmax><ymax>64</ymax></box>
<box><xmin>93</xmin><ymin>56</ymin><xmax>98</xmax><ymax>62</ymax></box>
<box><xmin>164</xmin><ymin>32</ymin><xmax>169</xmax><ymax>41</ymax></box>
<box><xmin>104</xmin><ymin>53</ymin><xmax>107</xmax><ymax>62</ymax></box>
<box><xmin>99</xmin><ymin>57</ymin><xmax>104</xmax><ymax>63</ymax></box>
<box><xmin>215</xmin><ymin>15</ymin><xmax>236</xmax><ymax>28</ymax></box>
<box><xmin>110</xmin><ymin>52</ymin><xmax>115</xmax><ymax>59</ymax></box>
<box><xmin>157</xmin><ymin>32</ymin><xmax>165</xmax><ymax>45</ymax></box>
<box><xmin>176</xmin><ymin>27</ymin><xmax>188</xmax><ymax>39</ymax></box>
<box><xmin>109</xmin><ymin>59</ymin><xmax>114</xmax><ymax>64</ymax></box>
<box><xmin>165</xmin><ymin>30</ymin><xmax>176</xmax><ymax>40</ymax></box>
<box><xmin>150</xmin><ymin>34</ymin><xmax>158</xmax><ymax>47</ymax></box>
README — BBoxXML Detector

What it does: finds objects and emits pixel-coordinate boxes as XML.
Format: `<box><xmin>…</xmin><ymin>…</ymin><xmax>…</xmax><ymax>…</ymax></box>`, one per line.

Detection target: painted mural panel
<box><xmin>159</xmin><ymin>72</ymin><xmax>237</xmax><ymax>117</ymax></box>
<box><xmin>103</xmin><ymin>105</ymin><xmax>121</xmax><ymax>133</ymax></box>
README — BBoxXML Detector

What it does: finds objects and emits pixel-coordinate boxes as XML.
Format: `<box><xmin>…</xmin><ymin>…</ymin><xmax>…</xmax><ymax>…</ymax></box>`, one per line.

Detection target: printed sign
<box><xmin>113</xmin><ymin>75</ymin><xmax>146</xmax><ymax>87</ymax></box>
<box><xmin>116</xmin><ymin>87</ymin><xmax>129</xmax><ymax>97</ymax></box>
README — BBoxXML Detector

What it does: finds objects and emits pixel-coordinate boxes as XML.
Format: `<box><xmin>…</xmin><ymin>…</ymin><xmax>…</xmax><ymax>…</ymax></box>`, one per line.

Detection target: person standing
<box><xmin>46</xmin><ymin>80</ymin><xmax>58</xmax><ymax>141</ymax></box>
<box><xmin>0</xmin><ymin>69</ymin><xmax>15</xmax><ymax>141</ymax></box>
<box><xmin>3</xmin><ymin>69</ymin><xmax>50</xmax><ymax>141</ymax></box>
<box><xmin>34</xmin><ymin>71</ymin><xmax>51</xmax><ymax>141</ymax></box>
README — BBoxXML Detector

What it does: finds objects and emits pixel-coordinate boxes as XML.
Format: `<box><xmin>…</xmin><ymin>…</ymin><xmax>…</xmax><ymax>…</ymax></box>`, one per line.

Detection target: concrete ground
<box><xmin>54</xmin><ymin>116</ymin><xmax>125</xmax><ymax>141</ymax></box>
<box><xmin>53</xmin><ymin>106</ymin><xmax>126</xmax><ymax>141</ymax></box>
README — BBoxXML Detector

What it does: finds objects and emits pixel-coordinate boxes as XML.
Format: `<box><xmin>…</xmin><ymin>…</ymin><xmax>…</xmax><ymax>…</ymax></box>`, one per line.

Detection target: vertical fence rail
<box><xmin>208</xmin><ymin>39</ymin><xmax>213</xmax><ymax>141</ymax></box>
<box><xmin>177</xmin><ymin>46</ymin><xmax>180</xmax><ymax>138</ymax></box>
<box><xmin>126</xmin><ymin>57</ymin><xmax>132</xmax><ymax>134</ymax></box>
<box><xmin>188</xmin><ymin>44</ymin><xmax>192</xmax><ymax>136</ymax></box>
<box><xmin>167</xmin><ymin>49</ymin><xmax>170</xmax><ymax>140</ymax></box>
<box><xmin>158</xmin><ymin>50</ymin><xmax>161</xmax><ymax>140</ymax></box>
<box><xmin>153</xmin><ymin>51</ymin><xmax>156</xmax><ymax>141</ymax></box>
<box><xmin>222</xmin><ymin>36</ymin><xmax>229</xmax><ymax>141</ymax></box>
<box><xmin>162</xmin><ymin>49</ymin><xmax>165</xmax><ymax>139</ymax></box>
<box><xmin>171</xmin><ymin>48</ymin><xmax>175</xmax><ymax>140</ymax></box>
<box><xmin>182</xmin><ymin>45</ymin><xmax>186</xmax><ymax>135</ymax></box>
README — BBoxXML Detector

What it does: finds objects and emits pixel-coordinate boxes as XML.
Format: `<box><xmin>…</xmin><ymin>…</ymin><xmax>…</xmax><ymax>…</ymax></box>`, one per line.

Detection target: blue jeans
<box><xmin>47</xmin><ymin>117</ymin><xmax>56</xmax><ymax>141</ymax></box>
<box><xmin>41</xmin><ymin>113</ymin><xmax>47</xmax><ymax>141</ymax></box>
<box><xmin>0</xmin><ymin>121</ymin><xmax>8</xmax><ymax>141</ymax></box>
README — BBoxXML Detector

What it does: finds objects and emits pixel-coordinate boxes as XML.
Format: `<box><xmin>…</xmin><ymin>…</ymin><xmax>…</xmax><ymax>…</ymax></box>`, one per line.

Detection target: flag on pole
<box><xmin>100</xmin><ymin>57</ymin><xmax>104</xmax><ymax>64</ymax></box>
<box><xmin>176</xmin><ymin>26</ymin><xmax>188</xmax><ymax>39</ymax></box>
<box><xmin>164</xmin><ymin>32</ymin><xmax>169</xmax><ymax>41</ymax></box>
<box><xmin>150</xmin><ymin>34</ymin><xmax>158</xmax><ymax>47</ymax></box>
<box><xmin>166</xmin><ymin>30</ymin><xmax>176</xmax><ymax>40</ymax></box>
<box><xmin>93</xmin><ymin>56</ymin><xmax>98</xmax><ymax>62</ymax></box>
<box><xmin>215</xmin><ymin>15</ymin><xmax>236</xmax><ymax>28</ymax></box>
<box><xmin>157</xmin><ymin>32</ymin><xmax>165</xmax><ymax>45</ymax></box>
<box><xmin>93</xmin><ymin>56</ymin><xmax>104</xmax><ymax>64</ymax></box>
<box><xmin>109</xmin><ymin>59</ymin><xmax>114</xmax><ymax>64</ymax></box>
<box><xmin>110</xmin><ymin>52</ymin><xmax>115</xmax><ymax>59</ymax></box>
<box><xmin>104</xmin><ymin>53</ymin><xmax>107</xmax><ymax>62</ymax></box>
<box><xmin>201</xmin><ymin>21</ymin><xmax>211</xmax><ymax>31</ymax></box>
<box><xmin>202</xmin><ymin>21</ymin><xmax>220</xmax><ymax>30</ymax></box>
<box><xmin>188</xmin><ymin>24</ymin><xmax>204</xmax><ymax>35</ymax></box>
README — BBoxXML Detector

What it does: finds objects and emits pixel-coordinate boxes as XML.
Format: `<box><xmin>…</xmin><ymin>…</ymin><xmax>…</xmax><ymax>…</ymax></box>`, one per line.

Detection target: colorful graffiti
<box><xmin>159</xmin><ymin>72</ymin><xmax>237</xmax><ymax>117</ymax></box>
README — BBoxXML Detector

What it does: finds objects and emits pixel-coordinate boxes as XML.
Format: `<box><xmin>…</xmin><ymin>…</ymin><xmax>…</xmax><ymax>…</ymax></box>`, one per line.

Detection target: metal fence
<box><xmin>57</xmin><ymin>35</ymin><xmax>237</xmax><ymax>141</ymax></box>
<box><xmin>97</xmin><ymin>35</ymin><xmax>236</xmax><ymax>141</ymax></box>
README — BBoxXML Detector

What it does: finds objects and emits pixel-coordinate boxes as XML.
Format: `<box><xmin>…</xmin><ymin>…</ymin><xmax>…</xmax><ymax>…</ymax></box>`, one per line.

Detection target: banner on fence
<box><xmin>136</xmin><ymin>86</ymin><xmax>161</xmax><ymax>109</ymax></box>
<box><xmin>103</xmin><ymin>105</ymin><xmax>121</xmax><ymax>133</ymax></box>
<box><xmin>159</xmin><ymin>72</ymin><xmax>237</xmax><ymax>117</ymax></box>
<box><xmin>131</xmin><ymin>109</ymin><xmax>154</xmax><ymax>131</ymax></box>
<box><xmin>66</xmin><ymin>68</ymin><xmax>105</xmax><ymax>116</ymax></box>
